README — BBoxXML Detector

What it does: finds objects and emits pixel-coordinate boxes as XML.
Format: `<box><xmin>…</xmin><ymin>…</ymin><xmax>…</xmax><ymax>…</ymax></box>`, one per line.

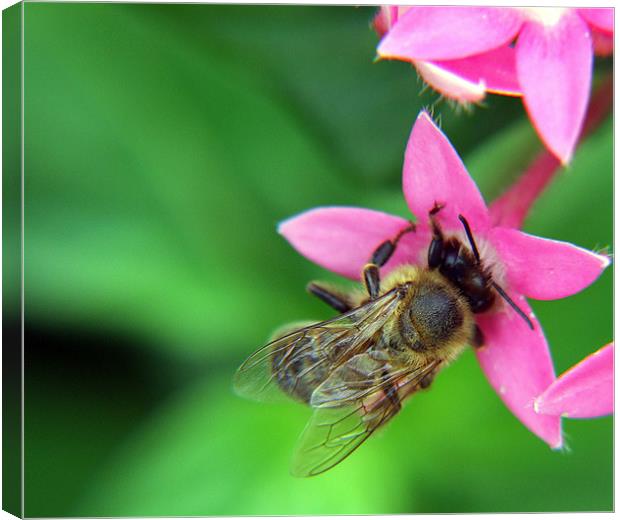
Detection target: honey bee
<box><xmin>234</xmin><ymin>205</ymin><xmax>533</xmax><ymax>477</ymax></box>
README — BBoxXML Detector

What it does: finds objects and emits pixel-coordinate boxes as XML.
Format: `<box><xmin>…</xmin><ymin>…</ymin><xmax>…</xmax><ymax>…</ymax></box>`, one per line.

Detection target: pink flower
<box><xmin>376</xmin><ymin>7</ymin><xmax>614</xmax><ymax>164</ymax></box>
<box><xmin>373</xmin><ymin>7</ymin><xmax>522</xmax><ymax>104</ymax></box>
<box><xmin>535</xmin><ymin>343</ymin><xmax>613</xmax><ymax>419</ymax></box>
<box><xmin>278</xmin><ymin>111</ymin><xmax>610</xmax><ymax>448</ymax></box>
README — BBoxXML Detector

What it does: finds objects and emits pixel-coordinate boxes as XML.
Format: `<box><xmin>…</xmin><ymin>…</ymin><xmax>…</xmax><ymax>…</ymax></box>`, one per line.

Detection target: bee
<box><xmin>234</xmin><ymin>204</ymin><xmax>533</xmax><ymax>477</ymax></box>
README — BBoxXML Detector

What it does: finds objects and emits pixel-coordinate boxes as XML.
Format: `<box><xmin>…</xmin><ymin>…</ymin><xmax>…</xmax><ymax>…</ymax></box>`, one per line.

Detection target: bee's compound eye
<box><xmin>408</xmin><ymin>285</ymin><xmax>464</xmax><ymax>347</ymax></box>
<box><xmin>464</xmin><ymin>272</ymin><xmax>494</xmax><ymax>312</ymax></box>
<box><xmin>468</xmin><ymin>272</ymin><xmax>487</xmax><ymax>292</ymax></box>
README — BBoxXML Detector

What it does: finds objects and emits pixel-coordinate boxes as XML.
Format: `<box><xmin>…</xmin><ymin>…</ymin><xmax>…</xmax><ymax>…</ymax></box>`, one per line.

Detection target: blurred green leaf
<box><xmin>75</xmin><ymin>352</ymin><xmax>612</xmax><ymax>515</ymax></box>
<box><xmin>25</xmin><ymin>4</ymin><xmax>358</xmax><ymax>358</ymax></box>
<box><xmin>74</xmin><ymin>373</ymin><xmax>398</xmax><ymax>516</ymax></box>
<box><xmin>120</xmin><ymin>5</ymin><xmax>525</xmax><ymax>186</ymax></box>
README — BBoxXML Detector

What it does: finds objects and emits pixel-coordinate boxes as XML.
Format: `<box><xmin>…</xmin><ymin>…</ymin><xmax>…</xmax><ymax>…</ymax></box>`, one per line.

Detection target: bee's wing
<box><xmin>290</xmin><ymin>360</ymin><xmax>439</xmax><ymax>477</ymax></box>
<box><xmin>233</xmin><ymin>289</ymin><xmax>404</xmax><ymax>403</ymax></box>
<box><xmin>310</xmin><ymin>354</ymin><xmax>439</xmax><ymax>408</ymax></box>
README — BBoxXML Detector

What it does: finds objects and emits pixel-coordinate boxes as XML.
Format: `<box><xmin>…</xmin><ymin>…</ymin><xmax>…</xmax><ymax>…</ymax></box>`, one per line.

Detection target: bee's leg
<box><xmin>430</xmin><ymin>202</ymin><xmax>445</xmax><ymax>218</ymax></box>
<box><xmin>471</xmin><ymin>324</ymin><xmax>485</xmax><ymax>349</ymax></box>
<box><xmin>419</xmin><ymin>372</ymin><xmax>436</xmax><ymax>390</ymax></box>
<box><xmin>380</xmin><ymin>369</ymin><xmax>402</xmax><ymax>412</ymax></box>
<box><xmin>363</xmin><ymin>222</ymin><xmax>416</xmax><ymax>300</ymax></box>
<box><xmin>370</xmin><ymin>221</ymin><xmax>417</xmax><ymax>268</ymax></box>
<box><xmin>428</xmin><ymin>203</ymin><xmax>446</xmax><ymax>269</ymax></box>
<box><xmin>362</xmin><ymin>264</ymin><xmax>381</xmax><ymax>300</ymax></box>
<box><xmin>306</xmin><ymin>282</ymin><xmax>352</xmax><ymax>313</ymax></box>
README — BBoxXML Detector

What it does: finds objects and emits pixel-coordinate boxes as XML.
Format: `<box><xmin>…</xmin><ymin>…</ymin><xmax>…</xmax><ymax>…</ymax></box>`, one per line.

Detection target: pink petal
<box><xmin>372</xmin><ymin>6</ymin><xmax>399</xmax><ymax>37</ymax></box>
<box><xmin>578</xmin><ymin>8</ymin><xmax>614</xmax><ymax>34</ymax></box>
<box><xmin>516</xmin><ymin>12</ymin><xmax>593</xmax><ymax>164</ymax></box>
<box><xmin>476</xmin><ymin>296</ymin><xmax>561</xmax><ymax>448</ymax></box>
<box><xmin>591</xmin><ymin>28</ymin><xmax>614</xmax><ymax>56</ymax></box>
<box><xmin>535</xmin><ymin>343</ymin><xmax>613</xmax><ymax>418</ymax></box>
<box><xmin>378</xmin><ymin>7</ymin><xmax>523</xmax><ymax>61</ymax></box>
<box><xmin>488</xmin><ymin>228</ymin><xmax>610</xmax><ymax>300</ymax></box>
<box><xmin>403</xmin><ymin>112</ymin><xmax>490</xmax><ymax>233</ymax></box>
<box><xmin>278</xmin><ymin>206</ymin><xmax>430</xmax><ymax>280</ymax></box>
<box><xmin>373</xmin><ymin>5</ymin><xmax>413</xmax><ymax>36</ymax></box>
<box><xmin>428</xmin><ymin>46</ymin><xmax>522</xmax><ymax>98</ymax></box>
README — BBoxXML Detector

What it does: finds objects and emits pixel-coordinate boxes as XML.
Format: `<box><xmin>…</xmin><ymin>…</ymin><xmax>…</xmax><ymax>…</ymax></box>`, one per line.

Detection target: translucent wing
<box><xmin>290</xmin><ymin>401</ymin><xmax>392</xmax><ymax>477</ymax></box>
<box><xmin>310</xmin><ymin>353</ymin><xmax>439</xmax><ymax>408</ymax></box>
<box><xmin>291</xmin><ymin>359</ymin><xmax>440</xmax><ymax>477</ymax></box>
<box><xmin>233</xmin><ymin>289</ymin><xmax>404</xmax><ymax>404</ymax></box>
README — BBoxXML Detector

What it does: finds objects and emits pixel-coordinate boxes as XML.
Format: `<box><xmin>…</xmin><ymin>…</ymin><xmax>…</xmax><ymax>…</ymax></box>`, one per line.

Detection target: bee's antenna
<box><xmin>491</xmin><ymin>281</ymin><xmax>535</xmax><ymax>330</ymax></box>
<box><xmin>457</xmin><ymin>214</ymin><xmax>533</xmax><ymax>330</ymax></box>
<box><xmin>457</xmin><ymin>214</ymin><xmax>480</xmax><ymax>264</ymax></box>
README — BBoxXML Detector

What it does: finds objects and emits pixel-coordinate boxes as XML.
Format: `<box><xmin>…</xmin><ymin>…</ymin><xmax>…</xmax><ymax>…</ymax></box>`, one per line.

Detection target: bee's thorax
<box><xmin>380</xmin><ymin>267</ymin><xmax>474</xmax><ymax>361</ymax></box>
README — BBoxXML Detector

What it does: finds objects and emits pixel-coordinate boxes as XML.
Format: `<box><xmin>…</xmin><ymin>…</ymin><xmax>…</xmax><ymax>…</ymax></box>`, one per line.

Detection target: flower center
<box><xmin>520</xmin><ymin>7</ymin><xmax>569</xmax><ymax>27</ymax></box>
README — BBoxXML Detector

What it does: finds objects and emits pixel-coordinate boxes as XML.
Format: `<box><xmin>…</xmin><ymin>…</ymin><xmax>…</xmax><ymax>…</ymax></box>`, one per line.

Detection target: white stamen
<box><xmin>521</xmin><ymin>7</ymin><xmax>568</xmax><ymax>27</ymax></box>
<box><xmin>414</xmin><ymin>60</ymin><xmax>486</xmax><ymax>104</ymax></box>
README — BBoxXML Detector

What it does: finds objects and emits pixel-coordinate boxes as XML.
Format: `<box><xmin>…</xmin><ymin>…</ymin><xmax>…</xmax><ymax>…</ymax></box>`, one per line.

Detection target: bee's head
<box><xmin>431</xmin><ymin>212</ymin><xmax>533</xmax><ymax>330</ymax></box>
<box><xmin>434</xmin><ymin>235</ymin><xmax>496</xmax><ymax>314</ymax></box>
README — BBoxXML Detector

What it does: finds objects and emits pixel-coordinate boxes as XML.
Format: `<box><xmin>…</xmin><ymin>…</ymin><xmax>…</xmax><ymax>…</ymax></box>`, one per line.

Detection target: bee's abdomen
<box><xmin>271</xmin><ymin>337</ymin><xmax>331</xmax><ymax>404</ymax></box>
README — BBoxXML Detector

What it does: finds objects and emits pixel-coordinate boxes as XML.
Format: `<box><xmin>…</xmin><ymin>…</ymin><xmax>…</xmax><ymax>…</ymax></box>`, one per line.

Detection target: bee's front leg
<box><xmin>471</xmin><ymin>324</ymin><xmax>485</xmax><ymax>349</ymax></box>
<box><xmin>428</xmin><ymin>204</ymin><xmax>446</xmax><ymax>269</ymax></box>
<box><xmin>363</xmin><ymin>222</ymin><xmax>416</xmax><ymax>300</ymax></box>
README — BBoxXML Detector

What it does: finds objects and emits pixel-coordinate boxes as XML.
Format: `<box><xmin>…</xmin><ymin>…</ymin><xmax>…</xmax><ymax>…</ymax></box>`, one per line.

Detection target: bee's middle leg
<box><xmin>381</xmin><ymin>369</ymin><xmax>402</xmax><ymax>412</ymax></box>
<box><xmin>363</xmin><ymin>222</ymin><xmax>416</xmax><ymax>300</ymax></box>
<box><xmin>307</xmin><ymin>282</ymin><xmax>352</xmax><ymax>313</ymax></box>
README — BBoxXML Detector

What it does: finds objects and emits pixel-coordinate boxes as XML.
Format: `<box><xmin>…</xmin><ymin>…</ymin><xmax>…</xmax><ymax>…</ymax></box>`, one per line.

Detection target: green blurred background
<box><xmin>10</xmin><ymin>3</ymin><xmax>613</xmax><ymax>516</ymax></box>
